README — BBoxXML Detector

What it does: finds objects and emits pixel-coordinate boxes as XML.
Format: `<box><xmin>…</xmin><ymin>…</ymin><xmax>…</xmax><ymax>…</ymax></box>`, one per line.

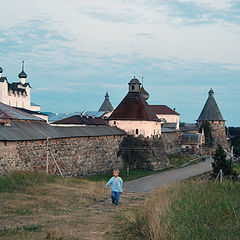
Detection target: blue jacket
<box><xmin>105</xmin><ymin>176</ymin><xmax>123</xmax><ymax>192</ymax></box>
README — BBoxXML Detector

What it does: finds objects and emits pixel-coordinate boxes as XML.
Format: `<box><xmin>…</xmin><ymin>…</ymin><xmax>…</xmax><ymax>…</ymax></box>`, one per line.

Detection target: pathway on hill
<box><xmin>124</xmin><ymin>158</ymin><xmax>213</xmax><ymax>192</ymax></box>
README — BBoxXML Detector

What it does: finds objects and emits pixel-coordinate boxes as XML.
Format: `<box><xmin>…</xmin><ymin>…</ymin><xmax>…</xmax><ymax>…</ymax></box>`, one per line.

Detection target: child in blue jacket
<box><xmin>105</xmin><ymin>169</ymin><xmax>123</xmax><ymax>205</ymax></box>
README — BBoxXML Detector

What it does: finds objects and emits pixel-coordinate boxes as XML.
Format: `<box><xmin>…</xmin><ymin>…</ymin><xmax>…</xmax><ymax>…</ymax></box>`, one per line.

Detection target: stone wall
<box><xmin>0</xmin><ymin>135</ymin><xmax>172</xmax><ymax>176</ymax></box>
<box><xmin>161</xmin><ymin>132</ymin><xmax>181</xmax><ymax>155</ymax></box>
<box><xmin>140</xmin><ymin>138</ymin><xmax>171</xmax><ymax>170</ymax></box>
<box><xmin>0</xmin><ymin>135</ymin><xmax>124</xmax><ymax>176</ymax></box>
<box><xmin>211</xmin><ymin>122</ymin><xmax>228</xmax><ymax>149</ymax></box>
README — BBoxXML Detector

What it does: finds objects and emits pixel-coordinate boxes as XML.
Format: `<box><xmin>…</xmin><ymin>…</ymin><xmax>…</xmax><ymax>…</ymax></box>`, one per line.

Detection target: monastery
<box><xmin>0</xmin><ymin>62</ymin><xmax>40</xmax><ymax>112</ymax></box>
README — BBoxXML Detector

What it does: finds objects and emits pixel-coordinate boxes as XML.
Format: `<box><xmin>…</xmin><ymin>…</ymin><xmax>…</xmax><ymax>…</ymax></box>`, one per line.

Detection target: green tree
<box><xmin>211</xmin><ymin>144</ymin><xmax>238</xmax><ymax>180</ymax></box>
<box><xmin>200</xmin><ymin>121</ymin><xmax>214</xmax><ymax>147</ymax></box>
<box><xmin>230</xmin><ymin>135</ymin><xmax>240</xmax><ymax>157</ymax></box>
<box><xmin>117</xmin><ymin>135</ymin><xmax>147</xmax><ymax>176</ymax></box>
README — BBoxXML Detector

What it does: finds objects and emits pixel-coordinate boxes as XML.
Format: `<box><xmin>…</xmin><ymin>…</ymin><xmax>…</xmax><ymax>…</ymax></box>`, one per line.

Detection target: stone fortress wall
<box><xmin>0</xmin><ymin>135</ymin><xmax>171</xmax><ymax>176</ymax></box>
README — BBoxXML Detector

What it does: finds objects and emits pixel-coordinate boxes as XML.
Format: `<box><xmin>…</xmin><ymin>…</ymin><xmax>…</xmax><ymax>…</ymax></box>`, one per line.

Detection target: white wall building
<box><xmin>0</xmin><ymin>62</ymin><xmax>40</xmax><ymax>112</ymax></box>
<box><xmin>108</xmin><ymin>77</ymin><xmax>162</xmax><ymax>138</ymax></box>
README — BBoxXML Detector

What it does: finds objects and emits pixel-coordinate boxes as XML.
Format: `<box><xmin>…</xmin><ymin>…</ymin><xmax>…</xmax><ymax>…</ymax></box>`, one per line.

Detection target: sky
<box><xmin>0</xmin><ymin>0</ymin><xmax>239</xmax><ymax>126</ymax></box>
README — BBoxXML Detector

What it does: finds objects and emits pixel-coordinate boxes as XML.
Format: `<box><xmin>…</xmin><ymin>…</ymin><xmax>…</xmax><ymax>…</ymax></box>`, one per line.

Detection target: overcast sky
<box><xmin>0</xmin><ymin>0</ymin><xmax>239</xmax><ymax>126</ymax></box>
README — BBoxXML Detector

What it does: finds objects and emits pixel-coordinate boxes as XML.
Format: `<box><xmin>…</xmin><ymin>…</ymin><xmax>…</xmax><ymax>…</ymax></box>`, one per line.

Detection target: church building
<box><xmin>108</xmin><ymin>77</ymin><xmax>162</xmax><ymax>138</ymax></box>
<box><xmin>0</xmin><ymin>62</ymin><xmax>40</xmax><ymax>112</ymax></box>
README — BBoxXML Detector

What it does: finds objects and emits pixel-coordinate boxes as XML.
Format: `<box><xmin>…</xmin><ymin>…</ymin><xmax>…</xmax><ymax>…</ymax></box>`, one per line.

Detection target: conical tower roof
<box><xmin>198</xmin><ymin>89</ymin><xmax>224</xmax><ymax>121</ymax></box>
<box><xmin>98</xmin><ymin>92</ymin><xmax>114</xmax><ymax>112</ymax></box>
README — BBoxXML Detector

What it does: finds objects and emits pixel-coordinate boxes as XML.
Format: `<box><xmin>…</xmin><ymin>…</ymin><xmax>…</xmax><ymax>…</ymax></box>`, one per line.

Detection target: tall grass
<box><xmin>114</xmin><ymin>181</ymin><xmax>240</xmax><ymax>240</ymax></box>
<box><xmin>0</xmin><ymin>171</ymin><xmax>57</xmax><ymax>193</ymax></box>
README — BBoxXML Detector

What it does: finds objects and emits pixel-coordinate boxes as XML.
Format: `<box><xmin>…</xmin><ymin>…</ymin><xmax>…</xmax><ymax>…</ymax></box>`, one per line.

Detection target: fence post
<box><xmin>46</xmin><ymin>137</ymin><xmax>49</xmax><ymax>174</ymax></box>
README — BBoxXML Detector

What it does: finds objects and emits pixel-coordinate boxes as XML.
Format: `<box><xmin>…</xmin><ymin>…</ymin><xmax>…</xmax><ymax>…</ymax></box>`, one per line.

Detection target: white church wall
<box><xmin>108</xmin><ymin>120</ymin><xmax>162</xmax><ymax>138</ymax></box>
<box><xmin>156</xmin><ymin>114</ymin><xmax>179</xmax><ymax>129</ymax></box>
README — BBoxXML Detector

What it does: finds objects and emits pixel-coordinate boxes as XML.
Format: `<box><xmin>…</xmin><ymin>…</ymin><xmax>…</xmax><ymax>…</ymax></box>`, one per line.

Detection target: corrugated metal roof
<box><xmin>0</xmin><ymin>121</ymin><xmax>126</xmax><ymax>141</ymax></box>
<box><xmin>161</xmin><ymin>127</ymin><xmax>176</xmax><ymax>133</ymax></box>
<box><xmin>198</xmin><ymin>89</ymin><xmax>224</xmax><ymax>121</ymax></box>
<box><xmin>0</xmin><ymin>102</ymin><xmax>44</xmax><ymax>121</ymax></box>
<box><xmin>47</xmin><ymin>111</ymin><xmax>105</xmax><ymax>122</ymax></box>
<box><xmin>53</xmin><ymin>115</ymin><xmax>106</xmax><ymax>125</ymax></box>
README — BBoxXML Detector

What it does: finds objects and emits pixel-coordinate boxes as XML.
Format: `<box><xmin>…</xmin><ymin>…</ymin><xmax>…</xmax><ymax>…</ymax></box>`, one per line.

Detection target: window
<box><xmin>132</xmin><ymin>85</ymin><xmax>134</xmax><ymax>90</ymax></box>
<box><xmin>136</xmin><ymin>129</ymin><xmax>139</xmax><ymax>135</ymax></box>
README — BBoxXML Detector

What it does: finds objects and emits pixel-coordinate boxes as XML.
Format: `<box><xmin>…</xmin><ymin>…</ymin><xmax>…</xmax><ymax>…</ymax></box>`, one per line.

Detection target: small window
<box><xmin>136</xmin><ymin>129</ymin><xmax>139</xmax><ymax>135</ymax></box>
<box><xmin>132</xmin><ymin>85</ymin><xmax>134</xmax><ymax>90</ymax></box>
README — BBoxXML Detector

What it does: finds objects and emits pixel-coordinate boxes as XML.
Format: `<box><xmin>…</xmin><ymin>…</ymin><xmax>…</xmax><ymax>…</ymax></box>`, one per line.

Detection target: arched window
<box><xmin>136</xmin><ymin>129</ymin><xmax>139</xmax><ymax>135</ymax></box>
<box><xmin>132</xmin><ymin>85</ymin><xmax>134</xmax><ymax>91</ymax></box>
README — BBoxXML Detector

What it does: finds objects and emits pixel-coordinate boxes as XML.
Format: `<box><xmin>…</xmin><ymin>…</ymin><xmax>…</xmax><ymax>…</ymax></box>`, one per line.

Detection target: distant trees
<box><xmin>230</xmin><ymin>135</ymin><xmax>240</xmax><ymax>157</ymax></box>
<box><xmin>211</xmin><ymin>144</ymin><xmax>238</xmax><ymax>180</ymax></box>
<box><xmin>228</xmin><ymin>127</ymin><xmax>240</xmax><ymax>137</ymax></box>
<box><xmin>200</xmin><ymin>121</ymin><xmax>214</xmax><ymax>147</ymax></box>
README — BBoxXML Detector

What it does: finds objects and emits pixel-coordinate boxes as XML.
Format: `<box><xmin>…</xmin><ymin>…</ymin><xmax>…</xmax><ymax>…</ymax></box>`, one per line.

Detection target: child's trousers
<box><xmin>111</xmin><ymin>191</ymin><xmax>120</xmax><ymax>205</ymax></box>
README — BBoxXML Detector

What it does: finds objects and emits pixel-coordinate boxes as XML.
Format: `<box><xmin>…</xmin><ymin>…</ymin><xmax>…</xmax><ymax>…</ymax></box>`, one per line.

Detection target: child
<box><xmin>105</xmin><ymin>169</ymin><xmax>123</xmax><ymax>205</ymax></box>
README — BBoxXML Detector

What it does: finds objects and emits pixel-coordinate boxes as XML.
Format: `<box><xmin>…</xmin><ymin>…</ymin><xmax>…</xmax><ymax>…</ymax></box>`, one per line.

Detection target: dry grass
<box><xmin>0</xmin><ymin>173</ymin><xmax>111</xmax><ymax>240</ymax></box>
<box><xmin>112</xmin><ymin>184</ymin><xmax>179</xmax><ymax>240</ymax></box>
<box><xmin>115</xmin><ymin>180</ymin><xmax>240</xmax><ymax>240</ymax></box>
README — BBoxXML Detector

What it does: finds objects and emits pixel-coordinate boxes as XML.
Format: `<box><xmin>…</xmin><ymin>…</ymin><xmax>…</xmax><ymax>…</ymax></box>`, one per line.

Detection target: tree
<box><xmin>200</xmin><ymin>121</ymin><xmax>214</xmax><ymax>147</ymax></box>
<box><xmin>230</xmin><ymin>135</ymin><xmax>240</xmax><ymax>157</ymax></box>
<box><xmin>211</xmin><ymin>144</ymin><xmax>238</xmax><ymax>180</ymax></box>
<box><xmin>117</xmin><ymin>135</ymin><xmax>147</xmax><ymax>176</ymax></box>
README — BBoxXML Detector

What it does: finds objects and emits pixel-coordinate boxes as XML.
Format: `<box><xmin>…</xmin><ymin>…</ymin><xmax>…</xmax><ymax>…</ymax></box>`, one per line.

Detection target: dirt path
<box><xmin>75</xmin><ymin>192</ymin><xmax>148</xmax><ymax>240</ymax></box>
<box><xmin>0</xmin><ymin>191</ymin><xmax>148</xmax><ymax>240</ymax></box>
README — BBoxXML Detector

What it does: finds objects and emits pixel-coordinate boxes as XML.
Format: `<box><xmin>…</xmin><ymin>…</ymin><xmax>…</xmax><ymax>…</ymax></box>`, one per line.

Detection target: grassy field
<box><xmin>0</xmin><ymin>171</ymin><xmax>110</xmax><ymax>240</ymax></box>
<box><xmin>112</xmin><ymin>180</ymin><xmax>240</xmax><ymax>240</ymax></box>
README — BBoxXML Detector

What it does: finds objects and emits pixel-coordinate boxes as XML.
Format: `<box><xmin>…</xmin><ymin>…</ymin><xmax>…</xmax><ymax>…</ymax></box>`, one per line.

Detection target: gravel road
<box><xmin>124</xmin><ymin>158</ymin><xmax>212</xmax><ymax>192</ymax></box>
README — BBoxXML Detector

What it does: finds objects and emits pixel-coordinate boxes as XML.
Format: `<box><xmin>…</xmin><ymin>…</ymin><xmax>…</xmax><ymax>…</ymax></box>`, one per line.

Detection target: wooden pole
<box><xmin>220</xmin><ymin>169</ymin><xmax>223</xmax><ymax>182</ymax></box>
<box><xmin>46</xmin><ymin>137</ymin><xmax>49</xmax><ymax>174</ymax></box>
<box><xmin>50</xmin><ymin>151</ymin><xmax>63</xmax><ymax>177</ymax></box>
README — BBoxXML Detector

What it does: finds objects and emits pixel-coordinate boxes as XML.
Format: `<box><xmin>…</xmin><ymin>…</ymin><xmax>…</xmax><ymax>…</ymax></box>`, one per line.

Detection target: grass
<box><xmin>113</xmin><ymin>180</ymin><xmax>240</xmax><ymax>240</ymax></box>
<box><xmin>85</xmin><ymin>167</ymin><xmax>172</xmax><ymax>182</ymax></box>
<box><xmin>168</xmin><ymin>153</ymin><xmax>202</xmax><ymax>167</ymax></box>
<box><xmin>0</xmin><ymin>224</ymin><xmax>42</xmax><ymax>237</ymax></box>
<box><xmin>0</xmin><ymin>171</ymin><xmax>110</xmax><ymax>240</ymax></box>
<box><xmin>0</xmin><ymin>171</ymin><xmax>57</xmax><ymax>193</ymax></box>
<box><xmin>233</xmin><ymin>161</ymin><xmax>240</xmax><ymax>174</ymax></box>
<box><xmin>86</xmin><ymin>153</ymin><xmax>202</xmax><ymax>182</ymax></box>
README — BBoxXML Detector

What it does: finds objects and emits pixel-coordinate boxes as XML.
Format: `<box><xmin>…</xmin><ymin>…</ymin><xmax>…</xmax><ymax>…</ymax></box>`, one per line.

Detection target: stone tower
<box><xmin>197</xmin><ymin>89</ymin><xmax>228</xmax><ymax>148</ymax></box>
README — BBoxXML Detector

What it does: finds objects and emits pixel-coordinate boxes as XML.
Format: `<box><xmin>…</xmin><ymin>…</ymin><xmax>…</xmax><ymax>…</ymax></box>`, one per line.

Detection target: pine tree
<box><xmin>211</xmin><ymin>144</ymin><xmax>237</xmax><ymax>180</ymax></box>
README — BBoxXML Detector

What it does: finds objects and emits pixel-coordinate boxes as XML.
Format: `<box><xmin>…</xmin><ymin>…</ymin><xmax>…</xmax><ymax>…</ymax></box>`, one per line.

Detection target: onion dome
<box><xmin>0</xmin><ymin>66</ymin><xmax>3</xmax><ymax>73</ymax></box>
<box><xmin>140</xmin><ymin>86</ymin><xmax>149</xmax><ymax>100</ymax></box>
<box><xmin>18</xmin><ymin>61</ymin><xmax>27</xmax><ymax>79</ymax></box>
